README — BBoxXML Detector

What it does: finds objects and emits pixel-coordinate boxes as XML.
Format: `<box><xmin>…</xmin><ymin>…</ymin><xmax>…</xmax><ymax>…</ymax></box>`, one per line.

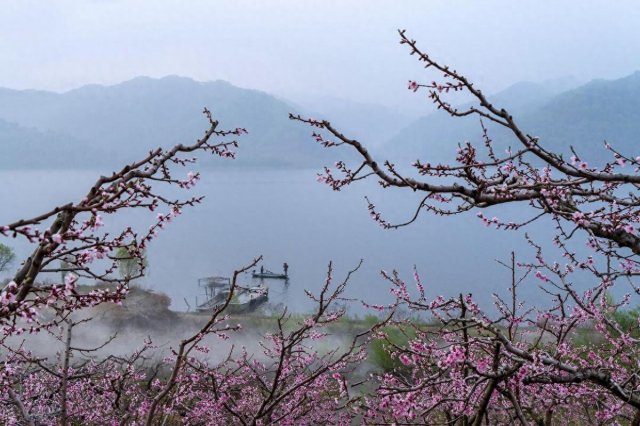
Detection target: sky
<box><xmin>2</xmin><ymin>0</ymin><xmax>640</xmax><ymax>114</ymax></box>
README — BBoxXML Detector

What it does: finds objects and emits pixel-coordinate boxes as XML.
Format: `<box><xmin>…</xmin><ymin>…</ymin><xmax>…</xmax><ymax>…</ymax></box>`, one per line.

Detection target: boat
<box><xmin>227</xmin><ymin>284</ymin><xmax>269</xmax><ymax>314</ymax></box>
<box><xmin>196</xmin><ymin>276</ymin><xmax>231</xmax><ymax>311</ymax></box>
<box><xmin>252</xmin><ymin>268</ymin><xmax>288</xmax><ymax>280</ymax></box>
<box><xmin>196</xmin><ymin>276</ymin><xmax>268</xmax><ymax>313</ymax></box>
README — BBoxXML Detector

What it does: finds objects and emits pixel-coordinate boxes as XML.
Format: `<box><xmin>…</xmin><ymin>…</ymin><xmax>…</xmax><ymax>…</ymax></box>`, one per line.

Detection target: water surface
<box><xmin>0</xmin><ymin>167</ymin><xmax>573</xmax><ymax>314</ymax></box>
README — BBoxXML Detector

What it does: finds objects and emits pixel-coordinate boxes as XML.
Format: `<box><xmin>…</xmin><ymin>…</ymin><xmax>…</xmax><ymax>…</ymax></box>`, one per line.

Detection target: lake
<box><xmin>0</xmin><ymin>167</ymin><xmax>585</xmax><ymax>315</ymax></box>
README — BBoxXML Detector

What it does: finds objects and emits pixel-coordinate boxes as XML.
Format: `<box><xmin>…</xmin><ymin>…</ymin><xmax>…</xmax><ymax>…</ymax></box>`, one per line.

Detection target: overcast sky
<box><xmin>2</xmin><ymin>1</ymin><xmax>640</xmax><ymax>113</ymax></box>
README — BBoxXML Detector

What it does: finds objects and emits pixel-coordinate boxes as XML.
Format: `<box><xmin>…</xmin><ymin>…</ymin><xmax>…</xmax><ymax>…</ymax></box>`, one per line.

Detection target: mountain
<box><xmin>0</xmin><ymin>118</ymin><xmax>107</xmax><ymax>169</ymax></box>
<box><xmin>381</xmin><ymin>77</ymin><xmax>592</xmax><ymax>163</ymax></box>
<box><xmin>286</xmin><ymin>95</ymin><xmax>418</xmax><ymax>149</ymax></box>
<box><xmin>0</xmin><ymin>76</ymin><xmax>339</xmax><ymax>169</ymax></box>
<box><xmin>524</xmin><ymin>72</ymin><xmax>640</xmax><ymax>160</ymax></box>
<box><xmin>6</xmin><ymin>72</ymin><xmax>636</xmax><ymax>171</ymax></box>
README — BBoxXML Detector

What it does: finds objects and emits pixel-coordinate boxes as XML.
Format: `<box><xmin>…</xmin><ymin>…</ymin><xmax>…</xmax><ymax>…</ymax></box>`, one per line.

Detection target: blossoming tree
<box><xmin>292</xmin><ymin>30</ymin><xmax>640</xmax><ymax>424</ymax></box>
<box><xmin>0</xmin><ymin>110</ymin><xmax>387</xmax><ymax>425</ymax></box>
<box><xmin>4</xmin><ymin>29</ymin><xmax>640</xmax><ymax>425</ymax></box>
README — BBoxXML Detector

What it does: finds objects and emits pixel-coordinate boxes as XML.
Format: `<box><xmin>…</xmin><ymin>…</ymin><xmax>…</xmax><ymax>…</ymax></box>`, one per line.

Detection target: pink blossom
<box><xmin>535</xmin><ymin>270</ymin><xmax>549</xmax><ymax>282</ymax></box>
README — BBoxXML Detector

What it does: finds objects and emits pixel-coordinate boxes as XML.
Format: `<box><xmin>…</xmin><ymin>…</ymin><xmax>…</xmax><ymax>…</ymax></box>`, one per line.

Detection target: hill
<box><xmin>524</xmin><ymin>72</ymin><xmax>640</xmax><ymax>160</ymax></box>
<box><xmin>0</xmin><ymin>76</ymin><xmax>339</xmax><ymax>169</ymax></box>
<box><xmin>289</xmin><ymin>95</ymin><xmax>417</xmax><ymax>149</ymax></box>
<box><xmin>381</xmin><ymin>74</ymin><xmax>640</xmax><ymax>165</ymax></box>
<box><xmin>0</xmin><ymin>117</ymin><xmax>107</xmax><ymax>169</ymax></box>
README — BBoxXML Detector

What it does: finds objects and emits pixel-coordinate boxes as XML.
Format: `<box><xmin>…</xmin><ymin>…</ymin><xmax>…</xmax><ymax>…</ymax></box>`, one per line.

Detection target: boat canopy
<box><xmin>198</xmin><ymin>276</ymin><xmax>231</xmax><ymax>288</ymax></box>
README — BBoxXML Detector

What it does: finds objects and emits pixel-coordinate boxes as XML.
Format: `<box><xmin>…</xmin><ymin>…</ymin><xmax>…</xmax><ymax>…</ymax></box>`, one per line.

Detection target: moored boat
<box><xmin>196</xmin><ymin>278</ymin><xmax>268</xmax><ymax>313</ymax></box>
<box><xmin>227</xmin><ymin>284</ymin><xmax>269</xmax><ymax>313</ymax></box>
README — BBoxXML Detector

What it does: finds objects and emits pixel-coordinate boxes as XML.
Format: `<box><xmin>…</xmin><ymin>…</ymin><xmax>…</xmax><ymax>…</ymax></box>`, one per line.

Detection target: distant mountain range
<box><xmin>0</xmin><ymin>76</ymin><xmax>346</xmax><ymax>169</ymax></box>
<box><xmin>383</xmin><ymin>73</ymin><xmax>640</xmax><ymax>165</ymax></box>
<box><xmin>0</xmin><ymin>73</ymin><xmax>638</xmax><ymax>170</ymax></box>
<box><xmin>524</xmin><ymin>72</ymin><xmax>640</xmax><ymax>159</ymax></box>
<box><xmin>288</xmin><ymin>95</ymin><xmax>417</xmax><ymax>149</ymax></box>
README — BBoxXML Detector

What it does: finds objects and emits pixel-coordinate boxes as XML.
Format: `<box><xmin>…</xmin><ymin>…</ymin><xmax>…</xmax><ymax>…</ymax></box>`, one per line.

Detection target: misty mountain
<box><xmin>0</xmin><ymin>118</ymin><xmax>107</xmax><ymax>169</ymax></box>
<box><xmin>381</xmin><ymin>78</ymin><xmax>581</xmax><ymax>163</ymax></box>
<box><xmin>286</xmin><ymin>95</ymin><xmax>418</xmax><ymax>149</ymax></box>
<box><xmin>524</xmin><ymin>72</ymin><xmax>640</xmax><ymax>160</ymax></box>
<box><xmin>0</xmin><ymin>76</ymin><xmax>339</xmax><ymax>169</ymax></box>
<box><xmin>382</xmin><ymin>73</ymin><xmax>639</xmax><ymax>166</ymax></box>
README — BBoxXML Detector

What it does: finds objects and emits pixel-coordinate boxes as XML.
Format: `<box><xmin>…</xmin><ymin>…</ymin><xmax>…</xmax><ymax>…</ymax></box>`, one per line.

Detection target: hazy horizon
<box><xmin>2</xmin><ymin>1</ymin><xmax>640</xmax><ymax>116</ymax></box>
<box><xmin>0</xmin><ymin>72</ymin><xmax>588</xmax><ymax>115</ymax></box>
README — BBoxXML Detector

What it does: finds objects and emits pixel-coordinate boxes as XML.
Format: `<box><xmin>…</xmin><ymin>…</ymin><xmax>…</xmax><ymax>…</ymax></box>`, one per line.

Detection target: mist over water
<box><xmin>0</xmin><ymin>167</ymin><xmax>603</xmax><ymax>315</ymax></box>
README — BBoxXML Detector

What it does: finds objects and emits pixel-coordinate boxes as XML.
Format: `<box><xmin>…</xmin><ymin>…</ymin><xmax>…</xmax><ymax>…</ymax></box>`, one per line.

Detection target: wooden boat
<box><xmin>227</xmin><ymin>284</ymin><xmax>269</xmax><ymax>314</ymax></box>
<box><xmin>252</xmin><ymin>269</ymin><xmax>288</xmax><ymax>280</ymax></box>
<box><xmin>196</xmin><ymin>276</ymin><xmax>231</xmax><ymax>311</ymax></box>
<box><xmin>196</xmin><ymin>279</ymin><xmax>268</xmax><ymax>313</ymax></box>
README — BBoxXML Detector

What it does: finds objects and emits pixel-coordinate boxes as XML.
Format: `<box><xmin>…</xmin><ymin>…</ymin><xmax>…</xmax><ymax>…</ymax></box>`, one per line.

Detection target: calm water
<box><xmin>0</xmin><ymin>168</ymin><xmax>574</xmax><ymax>314</ymax></box>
